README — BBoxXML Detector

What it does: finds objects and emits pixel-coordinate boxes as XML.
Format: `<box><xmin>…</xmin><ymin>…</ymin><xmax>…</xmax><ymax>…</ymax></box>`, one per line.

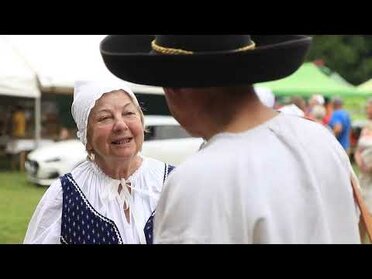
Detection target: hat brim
<box><xmin>100</xmin><ymin>35</ymin><xmax>312</xmax><ymax>87</ymax></box>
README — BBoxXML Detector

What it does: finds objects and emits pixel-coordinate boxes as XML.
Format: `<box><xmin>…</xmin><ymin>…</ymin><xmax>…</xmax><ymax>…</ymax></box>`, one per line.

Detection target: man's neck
<box><xmin>202</xmin><ymin>99</ymin><xmax>278</xmax><ymax>140</ymax></box>
<box><xmin>224</xmin><ymin>103</ymin><xmax>278</xmax><ymax>134</ymax></box>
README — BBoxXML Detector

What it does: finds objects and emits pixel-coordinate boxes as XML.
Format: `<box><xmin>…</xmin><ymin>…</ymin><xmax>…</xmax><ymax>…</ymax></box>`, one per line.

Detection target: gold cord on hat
<box><xmin>151</xmin><ymin>40</ymin><xmax>256</xmax><ymax>55</ymax></box>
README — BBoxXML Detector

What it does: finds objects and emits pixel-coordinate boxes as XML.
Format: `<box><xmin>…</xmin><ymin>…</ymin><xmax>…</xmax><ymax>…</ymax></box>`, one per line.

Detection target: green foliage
<box><xmin>306</xmin><ymin>35</ymin><xmax>372</xmax><ymax>85</ymax></box>
<box><xmin>343</xmin><ymin>96</ymin><xmax>368</xmax><ymax>121</ymax></box>
<box><xmin>0</xmin><ymin>171</ymin><xmax>46</xmax><ymax>243</ymax></box>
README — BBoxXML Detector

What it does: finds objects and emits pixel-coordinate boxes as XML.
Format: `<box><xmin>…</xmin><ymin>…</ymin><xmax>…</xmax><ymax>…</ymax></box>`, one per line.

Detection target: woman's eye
<box><xmin>98</xmin><ymin>116</ymin><xmax>110</xmax><ymax>122</ymax></box>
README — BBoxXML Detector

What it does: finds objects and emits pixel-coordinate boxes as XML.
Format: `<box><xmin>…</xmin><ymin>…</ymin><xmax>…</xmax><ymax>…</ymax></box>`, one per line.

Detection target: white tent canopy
<box><xmin>0</xmin><ymin>37</ymin><xmax>40</xmax><ymax>98</ymax></box>
<box><xmin>4</xmin><ymin>35</ymin><xmax>109</xmax><ymax>89</ymax></box>
<box><xmin>4</xmin><ymin>35</ymin><xmax>163</xmax><ymax>95</ymax></box>
<box><xmin>0</xmin><ymin>35</ymin><xmax>164</xmax><ymax>151</ymax></box>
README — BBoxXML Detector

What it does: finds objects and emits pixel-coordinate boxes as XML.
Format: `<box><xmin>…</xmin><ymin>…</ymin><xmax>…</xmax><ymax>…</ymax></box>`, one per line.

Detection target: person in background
<box><xmin>100</xmin><ymin>35</ymin><xmax>361</xmax><ymax>244</ymax></box>
<box><xmin>11</xmin><ymin>105</ymin><xmax>27</xmax><ymax>138</ymax></box>
<box><xmin>354</xmin><ymin>99</ymin><xmax>372</xmax><ymax>215</ymax></box>
<box><xmin>322</xmin><ymin>96</ymin><xmax>333</xmax><ymax>125</ymax></box>
<box><xmin>8</xmin><ymin>105</ymin><xmax>28</xmax><ymax>171</ymax></box>
<box><xmin>309</xmin><ymin>94</ymin><xmax>325</xmax><ymax>108</ymax></box>
<box><xmin>328</xmin><ymin>96</ymin><xmax>352</xmax><ymax>155</ymax></box>
<box><xmin>311</xmin><ymin>104</ymin><xmax>333</xmax><ymax>132</ymax></box>
<box><xmin>306</xmin><ymin>94</ymin><xmax>325</xmax><ymax>120</ymax></box>
<box><xmin>311</xmin><ymin>105</ymin><xmax>326</xmax><ymax>124</ymax></box>
<box><xmin>355</xmin><ymin>122</ymin><xmax>372</xmax><ymax>214</ymax></box>
<box><xmin>57</xmin><ymin>127</ymin><xmax>71</xmax><ymax>141</ymax></box>
<box><xmin>367</xmin><ymin>98</ymin><xmax>372</xmax><ymax>121</ymax></box>
<box><xmin>24</xmin><ymin>80</ymin><xmax>174</xmax><ymax>244</ymax></box>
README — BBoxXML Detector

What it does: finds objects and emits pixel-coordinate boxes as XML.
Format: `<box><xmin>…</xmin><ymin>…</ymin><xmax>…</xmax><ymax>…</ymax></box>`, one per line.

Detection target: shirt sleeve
<box><xmin>23</xmin><ymin>180</ymin><xmax>63</xmax><ymax>244</ymax></box>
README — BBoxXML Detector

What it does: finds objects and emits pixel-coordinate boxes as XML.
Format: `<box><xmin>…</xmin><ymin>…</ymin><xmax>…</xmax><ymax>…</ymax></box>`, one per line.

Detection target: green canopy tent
<box><xmin>357</xmin><ymin>79</ymin><xmax>372</xmax><ymax>95</ymax></box>
<box><xmin>255</xmin><ymin>62</ymin><xmax>365</xmax><ymax>97</ymax></box>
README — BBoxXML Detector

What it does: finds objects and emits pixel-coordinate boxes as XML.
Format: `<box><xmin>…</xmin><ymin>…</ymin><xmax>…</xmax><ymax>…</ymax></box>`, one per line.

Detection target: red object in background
<box><xmin>313</xmin><ymin>59</ymin><xmax>325</xmax><ymax>67</ymax></box>
<box><xmin>350</xmin><ymin>131</ymin><xmax>358</xmax><ymax>148</ymax></box>
<box><xmin>322</xmin><ymin>114</ymin><xmax>331</xmax><ymax>125</ymax></box>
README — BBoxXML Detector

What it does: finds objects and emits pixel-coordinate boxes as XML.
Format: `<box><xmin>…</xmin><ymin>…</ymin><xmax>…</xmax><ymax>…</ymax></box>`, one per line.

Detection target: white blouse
<box><xmin>24</xmin><ymin>156</ymin><xmax>169</xmax><ymax>244</ymax></box>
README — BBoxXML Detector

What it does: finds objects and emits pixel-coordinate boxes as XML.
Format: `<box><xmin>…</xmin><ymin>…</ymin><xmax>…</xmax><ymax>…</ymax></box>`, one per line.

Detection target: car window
<box><xmin>145</xmin><ymin>125</ymin><xmax>191</xmax><ymax>141</ymax></box>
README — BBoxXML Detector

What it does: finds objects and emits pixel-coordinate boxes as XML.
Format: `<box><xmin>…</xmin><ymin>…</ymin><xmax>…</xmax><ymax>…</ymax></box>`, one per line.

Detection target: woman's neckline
<box><xmin>90</xmin><ymin>156</ymin><xmax>146</xmax><ymax>183</ymax></box>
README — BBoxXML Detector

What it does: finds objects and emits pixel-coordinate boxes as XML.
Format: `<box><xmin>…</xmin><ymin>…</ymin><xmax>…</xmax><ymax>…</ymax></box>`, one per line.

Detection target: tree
<box><xmin>306</xmin><ymin>35</ymin><xmax>372</xmax><ymax>85</ymax></box>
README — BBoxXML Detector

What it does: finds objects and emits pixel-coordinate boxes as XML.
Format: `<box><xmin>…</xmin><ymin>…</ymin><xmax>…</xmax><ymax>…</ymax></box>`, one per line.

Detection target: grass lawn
<box><xmin>0</xmin><ymin>171</ymin><xmax>47</xmax><ymax>243</ymax></box>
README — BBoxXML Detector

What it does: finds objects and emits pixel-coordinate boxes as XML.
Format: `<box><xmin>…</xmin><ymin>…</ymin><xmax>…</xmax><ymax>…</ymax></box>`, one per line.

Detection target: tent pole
<box><xmin>34</xmin><ymin>73</ymin><xmax>42</xmax><ymax>149</ymax></box>
<box><xmin>34</xmin><ymin>95</ymin><xmax>41</xmax><ymax>148</ymax></box>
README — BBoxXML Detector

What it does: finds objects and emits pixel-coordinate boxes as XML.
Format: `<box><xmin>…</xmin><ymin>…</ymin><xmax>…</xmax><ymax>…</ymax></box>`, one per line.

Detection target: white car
<box><xmin>25</xmin><ymin>115</ymin><xmax>202</xmax><ymax>186</ymax></box>
<box><xmin>142</xmin><ymin>137</ymin><xmax>204</xmax><ymax>166</ymax></box>
<box><xmin>25</xmin><ymin>139</ymin><xmax>88</xmax><ymax>186</ymax></box>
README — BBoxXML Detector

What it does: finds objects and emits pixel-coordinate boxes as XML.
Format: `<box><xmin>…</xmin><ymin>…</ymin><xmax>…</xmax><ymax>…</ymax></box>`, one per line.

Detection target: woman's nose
<box><xmin>113</xmin><ymin>117</ymin><xmax>128</xmax><ymax>132</ymax></box>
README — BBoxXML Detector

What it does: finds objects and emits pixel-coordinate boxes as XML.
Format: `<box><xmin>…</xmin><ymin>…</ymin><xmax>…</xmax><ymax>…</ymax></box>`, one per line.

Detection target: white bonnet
<box><xmin>310</xmin><ymin>94</ymin><xmax>325</xmax><ymax>106</ymax></box>
<box><xmin>71</xmin><ymin>80</ymin><xmax>141</xmax><ymax>147</ymax></box>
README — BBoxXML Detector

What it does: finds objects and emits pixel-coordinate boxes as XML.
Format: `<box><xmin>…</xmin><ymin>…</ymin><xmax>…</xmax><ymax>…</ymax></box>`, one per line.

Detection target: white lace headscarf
<box><xmin>71</xmin><ymin>80</ymin><xmax>144</xmax><ymax>147</ymax></box>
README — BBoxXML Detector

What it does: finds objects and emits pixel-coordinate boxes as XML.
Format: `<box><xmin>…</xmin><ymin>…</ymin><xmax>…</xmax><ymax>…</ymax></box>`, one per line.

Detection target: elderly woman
<box><xmin>24</xmin><ymin>80</ymin><xmax>174</xmax><ymax>244</ymax></box>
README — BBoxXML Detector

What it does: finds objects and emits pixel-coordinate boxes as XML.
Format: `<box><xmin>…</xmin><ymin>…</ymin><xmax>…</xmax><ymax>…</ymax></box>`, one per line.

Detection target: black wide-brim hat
<box><xmin>100</xmin><ymin>35</ymin><xmax>312</xmax><ymax>87</ymax></box>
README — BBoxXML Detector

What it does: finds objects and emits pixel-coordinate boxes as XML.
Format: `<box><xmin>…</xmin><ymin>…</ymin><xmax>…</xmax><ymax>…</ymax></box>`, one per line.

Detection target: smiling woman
<box><xmin>85</xmin><ymin>90</ymin><xmax>145</xmax><ymax>174</ymax></box>
<box><xmin>23</xmin><ymin>80</ymin><xmax>175</xmax><ymax>244</ymax></box>
<box><xmin>24</xmin><ymin>114</ymin><xmax>198</xmax><ymax>186</ymax></box>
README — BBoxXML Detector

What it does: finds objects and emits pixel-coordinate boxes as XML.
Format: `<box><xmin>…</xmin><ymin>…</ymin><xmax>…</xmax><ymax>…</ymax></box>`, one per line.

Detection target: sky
<box><xmin>2</xmin><ymin>35</ymin><xmax>120</xmax><ymax>88</ymax></box>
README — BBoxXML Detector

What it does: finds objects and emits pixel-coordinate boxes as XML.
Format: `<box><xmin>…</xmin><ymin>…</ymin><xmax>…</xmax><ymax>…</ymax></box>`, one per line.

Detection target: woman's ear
<box><xmin>86</xmin><ymin>142</ymin><xmax>95</xmax><ymax>161</ymax></box>
<box><xmin>86</xmin><ymin>141</ymin><xmax>93</xmax><ymax>154</ymax></box>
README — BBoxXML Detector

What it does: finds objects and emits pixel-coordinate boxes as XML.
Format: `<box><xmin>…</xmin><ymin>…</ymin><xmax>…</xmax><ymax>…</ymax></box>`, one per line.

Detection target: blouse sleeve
<box><xmin>23</xmin><ymin>179</ymin><xmax>63</xmax><ymax>244</ymax></box>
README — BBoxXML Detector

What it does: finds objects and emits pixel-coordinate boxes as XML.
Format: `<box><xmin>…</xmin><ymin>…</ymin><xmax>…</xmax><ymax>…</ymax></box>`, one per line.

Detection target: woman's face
<box><xmin>86</xmin><ymin>90</ymin><xmax>144</xmax><ymax>163</ymax></box>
